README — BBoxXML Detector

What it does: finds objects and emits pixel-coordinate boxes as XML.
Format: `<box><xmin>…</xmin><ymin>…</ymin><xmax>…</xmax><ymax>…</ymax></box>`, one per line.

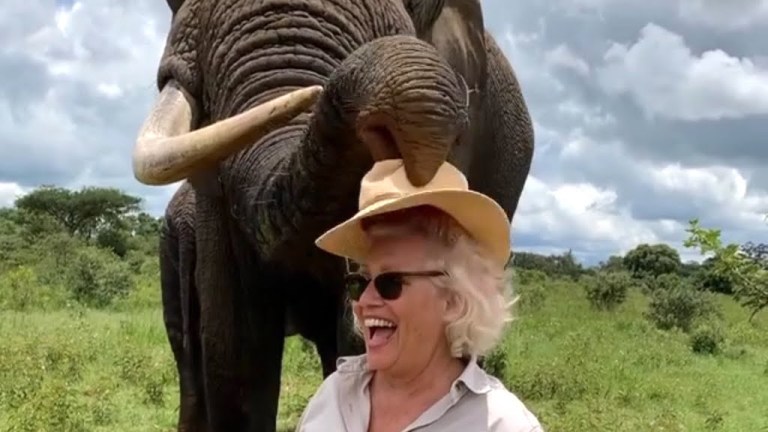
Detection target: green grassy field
<box><xmin>1</xmin><ymin>276</ymin><xmax>766</xmax><ymax>431</ymax></box>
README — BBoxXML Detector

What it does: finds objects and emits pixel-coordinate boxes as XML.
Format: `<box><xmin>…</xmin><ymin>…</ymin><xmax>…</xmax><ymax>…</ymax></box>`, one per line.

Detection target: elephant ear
<box><xmin>407</xmin><ymin>0</ymin><xmax>488</xmax><ymax>95</ymax></box>
<box><xmin>166</xmin><ymin>0</ymin><xmax>184</xmax><ymax>14</ymax></box>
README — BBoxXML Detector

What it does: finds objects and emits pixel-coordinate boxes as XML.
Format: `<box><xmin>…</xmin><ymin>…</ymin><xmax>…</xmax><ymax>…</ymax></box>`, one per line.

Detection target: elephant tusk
<box><xmin>132</xmin><ymin>82</ymin><xmax>324</xmax><ymax>185</ymax></box>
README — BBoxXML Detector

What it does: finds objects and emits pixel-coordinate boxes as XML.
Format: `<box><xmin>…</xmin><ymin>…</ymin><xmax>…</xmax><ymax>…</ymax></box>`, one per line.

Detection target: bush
<box><xmin>645</xmin><ymin>282</ymin><xmax>718</xmax><ymax>332</ymax></box>
<box><xmin>516</xmin><ymin>268</ymin><xmax>548</xmax><ymax>286</ymax></box>
<box><xmin>481</xmin><ymin>345</ymin><xmax>509</xmax><ymax>382</ymax></box>
<box><xmin>65</xmin><ymin>247</ymin><xmax>134</xmax><ymax>308</ymax></box>
<box><xmin>689</xmin><ymin>323</ymin><xmax>724</xmax><ymax>355</ymax></box>
<box><xmin>583</xmin><ymin>271</ymin><xmax>631</xmax><ymax>311</ymax></box>
<box><xmin>651</xmin><ymin>273</ymin><xmax>683</xmax><ymax>292</ymax></box>
<box><xmin>516</xmin><ymin>283</ymin><xmax>547</xmax><ymax>312</ymax></box>
<box><xmin>0</xmin><ymin>266</ymin><xmax>67</xmax><ymax>311</ymax></box>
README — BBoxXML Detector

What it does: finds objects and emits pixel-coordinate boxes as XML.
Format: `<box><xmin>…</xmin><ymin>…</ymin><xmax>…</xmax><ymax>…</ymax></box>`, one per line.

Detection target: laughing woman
<box><xmin>295</xmin><ymin>159</ymin><xmax>543</xmax><ymax>432</ymax></box>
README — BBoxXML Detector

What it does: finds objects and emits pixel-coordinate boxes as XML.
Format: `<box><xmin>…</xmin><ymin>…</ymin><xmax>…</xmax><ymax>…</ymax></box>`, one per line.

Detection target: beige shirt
<box><xmin>295</xmin><ymin>354</ymin><xmax>544</xmax><ymax>432</ymax></box>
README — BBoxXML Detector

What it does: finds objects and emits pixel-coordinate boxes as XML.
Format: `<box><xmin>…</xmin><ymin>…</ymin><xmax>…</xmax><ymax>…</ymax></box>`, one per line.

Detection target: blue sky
<box><xmin>1</xmin><ymin>0</ymin><xmax>767</xmax><ymax>265</ymax></box>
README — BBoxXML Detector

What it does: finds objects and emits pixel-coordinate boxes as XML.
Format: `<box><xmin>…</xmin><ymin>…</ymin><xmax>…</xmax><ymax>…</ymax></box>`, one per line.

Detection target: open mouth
<box><xmin>364</xmin><ymin>318</ymin><xmax>397</xmax><ymax>348</ymax></box>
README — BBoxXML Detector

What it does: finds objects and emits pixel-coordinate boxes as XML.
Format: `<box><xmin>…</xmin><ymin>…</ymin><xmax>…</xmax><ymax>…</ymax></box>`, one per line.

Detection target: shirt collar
<box><xmin>335</xmin><ymin>353</ymin><xmax>493</xmax><ymax>395</ymax></box>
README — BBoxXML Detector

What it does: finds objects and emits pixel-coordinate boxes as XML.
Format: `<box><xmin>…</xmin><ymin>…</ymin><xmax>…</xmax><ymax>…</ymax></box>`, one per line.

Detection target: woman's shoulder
<box><xmin>294</xmin><ymin>354</ymin><xmax>372</xmax><ymax>431</ymax></box>
<box><xmin>482</xmin><ymin>380</ymin><xmax>544</xmax><ymax>431</ymax></box>
<box><xmin>457</xmin><ymin>361</ymin><xmax>544</xmax><ymax>432</ymax></box>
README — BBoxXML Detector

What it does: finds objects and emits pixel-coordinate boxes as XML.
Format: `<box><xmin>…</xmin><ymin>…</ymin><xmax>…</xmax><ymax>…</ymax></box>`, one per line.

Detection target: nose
<box><xmin>356</xmin><ymin>279</ymin><xmax>384</xmax><ymax>306</ymax></box>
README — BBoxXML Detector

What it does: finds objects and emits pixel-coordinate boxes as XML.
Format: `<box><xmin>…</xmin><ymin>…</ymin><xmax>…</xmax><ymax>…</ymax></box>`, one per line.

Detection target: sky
<box><xmin>1</xmin><ymin>0</ymin><xmax>766</xmax><ymax>266</ymax></box>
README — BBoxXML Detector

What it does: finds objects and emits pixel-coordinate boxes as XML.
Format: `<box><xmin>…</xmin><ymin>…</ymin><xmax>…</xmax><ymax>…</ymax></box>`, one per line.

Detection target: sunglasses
<box><xmin>344</xmin><ymin>270</ymin><xmax>447</xmax><ymax>301</ymax></box>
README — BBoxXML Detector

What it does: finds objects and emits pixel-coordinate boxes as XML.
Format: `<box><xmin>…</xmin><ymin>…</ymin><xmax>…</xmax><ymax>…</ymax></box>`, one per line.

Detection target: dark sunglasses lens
<box><xmin>345</xmin><ymin>274</ymin><xmax>368</xmax><ymax>300</ymax></box>
<box><xmin>375</xmin><ymin>273</ymin><xmax>404</xmax><ymax>300</ymax></box>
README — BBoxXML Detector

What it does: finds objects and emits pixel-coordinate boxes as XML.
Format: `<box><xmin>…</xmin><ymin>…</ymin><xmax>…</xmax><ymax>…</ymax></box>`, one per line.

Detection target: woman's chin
<box><xmin>365</xmin><ymin>333</ymin><xmax>398</xmax><ymax>370</ymax></box>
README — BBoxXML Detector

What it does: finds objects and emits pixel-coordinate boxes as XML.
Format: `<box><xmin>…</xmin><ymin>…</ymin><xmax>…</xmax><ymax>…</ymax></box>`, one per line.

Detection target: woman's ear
<box><xmin>442</xmin><ymin>291</ymin><xmax>464</xmax><ymax>322</ymax></box>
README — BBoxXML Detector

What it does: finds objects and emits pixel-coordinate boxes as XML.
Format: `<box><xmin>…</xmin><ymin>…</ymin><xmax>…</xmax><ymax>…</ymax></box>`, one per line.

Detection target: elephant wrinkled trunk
<box><xmin>251</xmin><ymin>33</ymin><xmax>470</xmax><ymax>267</ymax></box>
<box><xmin>310</xmin><ymin>34</ymin><xmax>470</xmax><ymax>187</ymax></box>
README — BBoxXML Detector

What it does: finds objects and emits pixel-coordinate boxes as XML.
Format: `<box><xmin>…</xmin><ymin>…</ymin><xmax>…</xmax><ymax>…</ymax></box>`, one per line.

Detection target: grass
<box><xmin>1</xmin><ymin>276</ymin><xmax>767</xmax><ymax>431</ymax></box>
<box><xmin>506</xmin><ymin>280</ymin><xmax>768</xmax><ymax>431</ymax></box>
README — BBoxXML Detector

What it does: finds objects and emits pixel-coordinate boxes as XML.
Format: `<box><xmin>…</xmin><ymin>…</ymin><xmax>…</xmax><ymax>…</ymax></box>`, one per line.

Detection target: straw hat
<box><xmin>314</xmin><ymin>159</ymin><xmax>511</xmax><ymax>266</ymax></box>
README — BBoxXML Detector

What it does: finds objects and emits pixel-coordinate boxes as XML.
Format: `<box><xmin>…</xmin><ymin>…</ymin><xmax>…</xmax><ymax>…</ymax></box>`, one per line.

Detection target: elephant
<box><xmin>131</xmin><ymin>0</ymin><xmax>534</xmax><ymax>431</ymax></box>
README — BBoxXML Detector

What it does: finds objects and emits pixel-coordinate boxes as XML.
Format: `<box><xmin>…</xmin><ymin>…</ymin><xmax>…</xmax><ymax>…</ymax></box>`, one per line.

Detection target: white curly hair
<box><xmin>351</xmin><ymin>205</ymin><xmax>516</xmax><ymax>359</ymax></box>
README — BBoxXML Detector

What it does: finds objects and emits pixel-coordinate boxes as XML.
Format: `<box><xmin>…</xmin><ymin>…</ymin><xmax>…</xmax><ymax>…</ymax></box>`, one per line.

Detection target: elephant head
<box><xmin>132</xmin><ymin>0</ymin><xmax>498</xmax><ymax>191</ymax></box>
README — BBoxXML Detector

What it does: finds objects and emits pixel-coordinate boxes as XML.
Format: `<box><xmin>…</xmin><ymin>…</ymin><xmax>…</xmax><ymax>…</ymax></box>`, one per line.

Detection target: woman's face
<box><xmin>352</xmin><ymin>231</ymin><xmax>454</xmax><ymax>374</ymax></box>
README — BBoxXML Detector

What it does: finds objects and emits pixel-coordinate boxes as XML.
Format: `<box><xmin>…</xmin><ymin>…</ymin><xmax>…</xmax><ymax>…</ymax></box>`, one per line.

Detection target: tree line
<box><xmin>1</xmin><ymin>184</ymin><xmax>765</xmax><ymax>323</ymax></box>
<box><xmin>511</xmin><ymin>224</ymin><xmax>767</xmax><ymax>323</ymax></box>
<box><xmin>0</xmin><ymin>185</ymin><xmax>162</xmax><ymax>310</ymax></box>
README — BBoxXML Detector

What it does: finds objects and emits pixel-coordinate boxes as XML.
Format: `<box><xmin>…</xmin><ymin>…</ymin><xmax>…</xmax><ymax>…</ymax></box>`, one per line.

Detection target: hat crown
<box><xmin>359</xmin><ymin>159</ymin><xmax>469</xmax><ymax>210</ymax></box>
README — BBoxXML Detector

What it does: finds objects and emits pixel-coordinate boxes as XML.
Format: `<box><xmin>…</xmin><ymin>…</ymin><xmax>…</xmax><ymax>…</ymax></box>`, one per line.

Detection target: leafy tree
<box><xmin>14</xmin><ymin>185</ymin><xmax>142</xmax><ymax>240</ymax></box>
<box><xmin>684</xmin><ymin>219</ymin><xmax>768</xmax><ymax>321</ymax></box>
<box><xmin>512</xmin><ymin>250</ymin><xmax>585</xmax><ymax>280</ymax></box>
<box><xmin>623</xmin><ymin>243</ymin><xmax>682</xmax><ymax>279</ymax></box>
<box><xmin>124</xmin><ymin>212</ymin><xmax>163</xmax><ymax>237</ymax></box>
<box><xmin>742</xmin><ymin>241</ymin><xmax>768</xmax><ymax>265</ymax></box>
<box><xmin>691</xmin><ymin>257</ymin><xmax>736</xmax><ymax>295</ymax></box>
<box><xmin>598</xmin><ymin>255</ymin><xmax>625</xmax><ymax>272</ymax></box>
<box><xmin>679</xmin><ymin>260</ymin><xmax>702</xmax><ymax>278</ymax></box>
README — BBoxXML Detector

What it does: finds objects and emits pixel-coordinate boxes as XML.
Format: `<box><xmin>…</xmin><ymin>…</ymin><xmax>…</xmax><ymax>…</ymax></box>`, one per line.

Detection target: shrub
<box><xmin>65</xmin><ymin>246</ymin><xmax>134</xmax><ymax>308</ymax></box>
<box><xmin>510</xmin><ymin>269</ymin><xmax>548</xmax><ymax>313</ymax></box>
<box><xmin>646</xmin><ymin>282</ymin><xmax>718</xmax><ymax>332</ymax></box>
<box><xmin>583</xmin><ymin>271</ymin><xmax>631</xmax><ymax>311</ymax></box>
<box><xmin>689</xmin><ymin>323</ymin><xmax>725</xmax><ymax>355</ymax></box>
<box><xmin>516</xmin><ymin>268</ymin><xmax>548</xmax><ymax>286</ymax></box>
<box><xmin>652</xmin><ymin>273</ymin><xmax>683</xmax><ymax>292</ymax></box>
<box><xmin>516</xmin><ymin>283</ymin><xmax>547</xmax><ymax>312</ymax></box>
<box><xmin>0</xmin><ymin>266</ymin><xmax>67</xmax><ymax>311</ymax></box>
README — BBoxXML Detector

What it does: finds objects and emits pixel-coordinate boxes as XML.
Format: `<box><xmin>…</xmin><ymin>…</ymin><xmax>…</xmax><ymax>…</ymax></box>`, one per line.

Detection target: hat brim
<box><xmin>314</xmin><ymin>188</ymin><xmax>511</xmax><ymax>266</ymax></box>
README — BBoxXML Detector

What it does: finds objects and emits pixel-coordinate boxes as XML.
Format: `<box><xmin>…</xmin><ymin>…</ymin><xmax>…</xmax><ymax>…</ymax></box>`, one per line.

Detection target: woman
<box><xmin>296</xmin><ymin>159</ymin><xmax>543</xmax><ymax>431</ymax></box>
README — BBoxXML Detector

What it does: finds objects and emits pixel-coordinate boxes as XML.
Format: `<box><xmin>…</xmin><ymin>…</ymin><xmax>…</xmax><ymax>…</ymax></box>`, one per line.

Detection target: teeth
<box><xmin>364</xmin><ymin>318</ymin><xmax>396</xmax><ymax>328</ymax></box>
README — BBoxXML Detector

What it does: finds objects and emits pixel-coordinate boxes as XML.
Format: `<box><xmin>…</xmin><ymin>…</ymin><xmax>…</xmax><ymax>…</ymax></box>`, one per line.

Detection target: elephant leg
<box><xmin>160</xmin><ymin>195</ymin><xmax>207</xmax><ymax>431</ymax></box>
<box><xmin>194</xmin><ymin>192</ymin><xmax>248</xmax><ymax>431</ymax></box>
<box><xmin>468</xmin><ymin>32</ymin><xmax>534</xmax><ymax>223</ymax></box>
<box><xmin>242</xmin><ymin>288</ymin><xmax>286</xmax><ymax>432</ymax></box>
<box><xmin>228</xmin><ymin>238</ymin><xmax>287</xmax><ymax>432</ymax></box>
<box><xmin>285</xmin><ymin>274</ymin><xmax>358</xmax><ymax>378</ymax></box>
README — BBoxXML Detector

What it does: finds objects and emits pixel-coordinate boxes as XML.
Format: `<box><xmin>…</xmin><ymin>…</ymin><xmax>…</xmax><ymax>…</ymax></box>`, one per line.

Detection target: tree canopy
<box><xmin>14</xmin><ymin>185</ymin><xmax>143</xmax><ymax>240</ymax></box>
<box><xmin>623</xmin><ymin>243</ymin><xmax>682</xmax><ymax>279</ymax></box>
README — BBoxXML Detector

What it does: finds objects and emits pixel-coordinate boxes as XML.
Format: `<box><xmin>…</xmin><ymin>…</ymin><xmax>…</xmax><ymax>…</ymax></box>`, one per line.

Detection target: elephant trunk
<box><xmin>311</xmin><ymin>35</ymin><xmax>470</xmax><ymax>187</ymax></box>
<box><xmin>254</xmin><ymin>35</ymin><xmax>469</xmax><ymax>266</ymax></box>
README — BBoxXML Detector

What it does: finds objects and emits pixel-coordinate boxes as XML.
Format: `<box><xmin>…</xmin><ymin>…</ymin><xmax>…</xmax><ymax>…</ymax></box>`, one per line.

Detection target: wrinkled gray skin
<box><xmin>146</xmin><ymin>0</ymin><xmax>534</xmax><ymax>430</ymax></box>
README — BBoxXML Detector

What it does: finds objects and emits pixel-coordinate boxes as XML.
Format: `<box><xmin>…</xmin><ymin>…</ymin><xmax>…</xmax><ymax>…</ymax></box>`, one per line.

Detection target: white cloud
<box><xmin>0</xmin><ymin>183</ymin><xmax>26</xmax><ymax>208</ymax></box>
<box><xmin>551</xmin><ymin>0</ymin><xmax>768</xmax><ymax>29</ymax></box>
<box><xmin>597</xmin><ymin>23</ymin><xmax>768</xmax><ymax>121</ymax></box>
<box><xmin>545</xmin><ymin>44</ymin><xmax>590</xmax><ymax>77</ymax></box>
<box><xmin>0</xmin><ymin>0</ymin><xmax>173</xmax><ymax>214</ymax></box>
<box><xmin>555</xmin><ymin>128</ymin><xmax>768</xmax><ymax>230</ymax></box>
<box><xmin>1</xmin><ymin>0</ymin><xmax>765</xmax><ymax>266</ymax></box>
<box><xmin>515</xmin><ymin>175</ymin><xmax>663</xmax><ymax>252</ymax></box>
<box><xmin>678</xmin><ymin>0</ymin><xmax>768</xmax><ymax>30</ymax></box>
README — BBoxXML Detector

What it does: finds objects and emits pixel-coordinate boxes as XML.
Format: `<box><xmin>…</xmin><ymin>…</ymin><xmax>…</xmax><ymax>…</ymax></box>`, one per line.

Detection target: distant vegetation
<box><xmin>0</xmin><ymin>185</ymin><xmax>766</xmax><ymax>431</ymax></box>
